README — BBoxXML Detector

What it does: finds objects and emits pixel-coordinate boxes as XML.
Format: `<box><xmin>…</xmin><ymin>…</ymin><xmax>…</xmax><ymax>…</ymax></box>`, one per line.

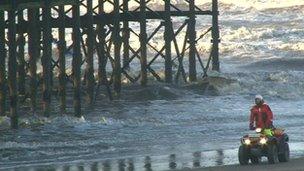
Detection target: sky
<box><xmin>97</xmin><ymin>0</ymin><xmax>304</xmax><ymax>12</ymax></box>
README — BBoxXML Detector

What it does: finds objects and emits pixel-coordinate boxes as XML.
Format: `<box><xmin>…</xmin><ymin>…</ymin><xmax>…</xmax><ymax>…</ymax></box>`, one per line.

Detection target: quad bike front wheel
<box><xmin>238</xmin><ymin>145</ymin><xmax>249</xmax><ymax>165</ymax></box>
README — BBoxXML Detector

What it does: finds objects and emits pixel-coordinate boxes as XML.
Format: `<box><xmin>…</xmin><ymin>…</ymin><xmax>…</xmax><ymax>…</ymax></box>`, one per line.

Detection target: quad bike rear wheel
<box><xmin>278</xmin><ymin>143</ymin><xmax>290</xmax><ymax>162</ymax></box>
<box><xmin>267</xmin><ymin>144</ymin><xmax>279</xmax><ymax>164</ymax></box>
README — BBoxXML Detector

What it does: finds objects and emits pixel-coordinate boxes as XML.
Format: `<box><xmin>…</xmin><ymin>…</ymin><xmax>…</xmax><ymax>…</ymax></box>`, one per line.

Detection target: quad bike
<box><xmin>238</xmin><ymin>128</ymin><xmax>290</xmax><ymax>165</ymax></box>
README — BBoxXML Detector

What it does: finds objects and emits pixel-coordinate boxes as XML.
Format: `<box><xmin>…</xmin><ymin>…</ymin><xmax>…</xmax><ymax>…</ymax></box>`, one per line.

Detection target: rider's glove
<box><xmin>249</xmin><ymin>123</ymin><xmax>255</xmax><ymax>130</ymax></box>
<box><xmin>268</xmin><ymin>121</ymin><xmax>275</xmax><ymax>129</ymax></box>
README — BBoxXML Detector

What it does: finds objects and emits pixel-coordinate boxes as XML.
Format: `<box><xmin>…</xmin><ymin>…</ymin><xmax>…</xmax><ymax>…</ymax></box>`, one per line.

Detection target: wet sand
<box><xmin>175</xmin><ymin>157</ymin><xmax>304</xmax><ymax>171</ymax></box>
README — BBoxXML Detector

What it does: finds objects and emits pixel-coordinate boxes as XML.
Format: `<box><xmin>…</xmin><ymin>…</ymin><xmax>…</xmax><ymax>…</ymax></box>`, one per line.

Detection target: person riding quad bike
<box><xmin>249</xmin><ymin>95</ymin><xmax>274</xmax><ymax>136</ymax></box>
<box><xmin>238</xmin><ymin>95</ymin><xmax>290</xmax><ymax>165</ymax></box>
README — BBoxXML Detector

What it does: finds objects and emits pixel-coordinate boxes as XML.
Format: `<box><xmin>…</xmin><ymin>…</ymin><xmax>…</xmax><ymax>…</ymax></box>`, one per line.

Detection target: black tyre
<box><xmin>267</xmin><ymin>144</ymin><xmax>279</xmax><ymax>164</ymax></box>
<box><xmin>250</xmin><ymin>157</ymin><xmax>260</xmax><ymax>164</ymax></box>
<box><xmin>238</xmin><ymin>145</ymin><xmax>249</xmax><ymax>165</ymax></box>
<box><xmin>278</xmin><ymin>143</ymin><xmax>290</xmax><ymax>162</ymax></box>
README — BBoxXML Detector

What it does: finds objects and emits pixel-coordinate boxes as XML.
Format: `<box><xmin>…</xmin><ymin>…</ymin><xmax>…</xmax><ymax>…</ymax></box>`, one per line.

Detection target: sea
<box><xmin>1</xmin><ymin>0</ymin><xmax>304</xmax><ymax>170</ymax></box>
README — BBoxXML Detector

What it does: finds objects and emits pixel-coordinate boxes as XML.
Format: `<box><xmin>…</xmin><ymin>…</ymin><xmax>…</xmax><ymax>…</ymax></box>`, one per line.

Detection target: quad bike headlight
<box><xmin>244</xmin><ymin>138</ymin><xmax>251</xmax><ymax>145</ymax></box>
<box><xmin>259</xmin><ymin>137</ymin><xmax>267</xmax><ymax>145</ymax></box>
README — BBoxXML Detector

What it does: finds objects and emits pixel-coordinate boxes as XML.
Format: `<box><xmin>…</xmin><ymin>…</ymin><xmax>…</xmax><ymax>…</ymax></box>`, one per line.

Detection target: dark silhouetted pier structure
<box><xmin>0</xmin><ymin>0</ymin><xmax>220</xmax><ymax>128</ymax></box>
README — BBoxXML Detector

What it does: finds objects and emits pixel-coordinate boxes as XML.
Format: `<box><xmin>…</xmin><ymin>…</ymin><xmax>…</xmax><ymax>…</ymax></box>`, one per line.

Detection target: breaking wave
<box><xmin>240</xmin><ymin>58</ymin><xmax>304</xmax><ymax>71</ymax></box>
<box><xmin>205</xmin><ymin>70</ymin><xmax>304</xmax><ymax>100</ymax></box>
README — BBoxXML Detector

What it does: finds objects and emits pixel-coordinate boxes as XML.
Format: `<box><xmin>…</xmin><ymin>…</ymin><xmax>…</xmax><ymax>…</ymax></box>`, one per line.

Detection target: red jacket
<box><xmin>249</xmin><ymin>103</ymin><xmax>273</xmax><ymax>129</ymax></box>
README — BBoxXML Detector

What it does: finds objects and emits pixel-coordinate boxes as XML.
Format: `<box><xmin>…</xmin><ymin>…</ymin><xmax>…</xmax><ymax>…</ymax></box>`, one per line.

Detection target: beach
<box><xmin>176</xmin><ymin>157</ymin><xmax>304</xmax><ymax>171</ymax></box>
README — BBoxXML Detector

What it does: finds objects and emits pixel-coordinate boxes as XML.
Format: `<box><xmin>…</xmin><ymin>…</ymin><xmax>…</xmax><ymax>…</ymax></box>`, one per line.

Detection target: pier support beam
<box><xmin>97</xmin><ymin>0</ymin><xmax>105</xmax><ymax>85</ymax></box>
<box><xmin>212</xmin><ymin>0</ymin><xmax>220</xmax><ymax>71</ymax></box>
<box><xmin>0</xmin><ymin>11</ymin><xmax>6</xmax><ymax>116</ymax></box>
<box><xmin>17</xmin><ymin>11</ymin><xmax>26</xmax><ymax>96</ymax></box>
<box><xmin>95</xmin><ymin>0</ymin><xmax>113</xmax><ymax>100</ymax></box>
<box><xmin>140</xmin><ymin>0</ymin><xmax>147</xmax><ymax>86</ymax></box>
<box><xmin>85</xmin><ymin>0</ymin><xmax>95</xmax><ymax>105</ymax></box>
<box><xmin>188</xmin><ymin>0</ymin><xmax>197</xmax><ymax>82</ymax></box>
<box><xmin>42</xmin><ymin>1</ymin><xmax>52</xmax><ymax>117</ymax></box>
<box><xmin>8</xmin><ymin>1</ymin><xmax>18</xmax><ymax>129</ymax></box>
<box><xmin>113</xmin><ymin>0</ymin><xmax>121</xmax><ymax>94</ymax></box>
<box><xmin>28</xmin><ymin>9</ymin><xmax>39</xmax><ymax>113</ymax></box>
<box><xmin>122</xmin><ymin>0</ymin><xmax>130</xmax><ymax>70</ymax></box>
<box><xmin>72</xmin><ymin>2</ymin><xmax>82</xmax><ymax>117</ymax></box>
<box><xmin>164</xmin><ymin>0</ymin><xmax>172</xmax><ymax>83</ymax></box>
<box><xmin>58</xmin><ymin>6</ymin><xmax>66</xmax><ymax>113</ymax></box>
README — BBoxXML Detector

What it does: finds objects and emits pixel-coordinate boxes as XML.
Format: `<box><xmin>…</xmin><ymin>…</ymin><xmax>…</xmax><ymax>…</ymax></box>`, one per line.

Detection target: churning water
<box><xmin>1</xmin><ymin>0</ymin><xmax>304</xmax><ymax>170</ymax></box>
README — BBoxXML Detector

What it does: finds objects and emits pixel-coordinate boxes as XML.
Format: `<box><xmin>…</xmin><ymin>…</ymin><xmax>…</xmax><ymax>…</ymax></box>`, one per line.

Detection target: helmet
<box><xmin>255</xmin><ymin>94</ymin><xmax>263</xmax><ymax>100</ymax></box>
<box><xmin>255</xmin><ymin>94</ymin><xmax>263</xmax><ymax>105</ymax></box>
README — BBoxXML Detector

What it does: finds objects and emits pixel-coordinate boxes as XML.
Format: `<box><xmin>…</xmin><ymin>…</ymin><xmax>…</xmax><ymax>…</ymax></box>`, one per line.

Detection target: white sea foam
<box><xmin>277</xmin><ymin>42</ymin><xmax>304</xmax><ymax>52</ymax></box>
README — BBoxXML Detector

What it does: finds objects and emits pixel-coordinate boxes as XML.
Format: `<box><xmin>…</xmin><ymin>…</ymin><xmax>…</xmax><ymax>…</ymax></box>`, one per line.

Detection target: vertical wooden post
<box><xmin>140</xmin><ymin>0</ymin><xmax>147</xmax><ymax>86</ymax></box>
<box><xmin>96</xmin><ymin>0</ymin><xmax>113</xmax><ymax>100</ymax></box>
<box><xmin>122</xmin><ymin>0</ymin><xmax>130</xmax><ymax>70</ymax></box>
<box><xmin>17</xmin><ymin>10</ymin><xmax>26</xmax><ymax>96</ymax></box>
<box><xmin>86</xmin><ymin>0</ymin><xmax>95</xmax><ymax>105</ymax></box>
<box><xmin>97</xmin><ymin>0</ymin><xmax>106</xmax><ymax>84</ymax></box>
<box><xmin>42</xmin><ymin>1</ymin><xmax>52</xmax><ymax>117</ymax></box>
<box><xmin>212</xmin><ymin>0</ymin><xmax>220</xmax><ymax>71</ymax></box>
<box><xmin>164</xmin><ymin>0</ymin><xmax>172</xmax><ymax>83</ymax></box>
<box><xmin>0</xmin><ymin>11</ymin><xmax>6</xmax><ymax>116</ymax></box>
<box><xmin>72</xmin><ymin>2</ymin><xmax>82</xmax><ymax>117</ymax></box>
<box><xmin>8</xmin><ymin>1</ymin><xmax>18</xmax><ymax>129</ymax></box>
<box><xmin>97</xmin><ymin>0</ymin><xmax>105</xmax><ymax>83</ymax></box>
<box><xmin>113</xmin><ymin>0</ymin><xmax>121</xmax><ymax>94</ymax></box>
<box><xmin>58</xmin><ymin>6</ymin><xmax>66</xmax><ymax>113</ymax></box>
<box><xmin>188</xmin><ymin>0</ymin><xmax>197</xmax><ymax>81</ymax></box>
<box><xmin>28</xmin><ymin>9</ymin><xmax>39</xmax><ymax>113</ymax></box>
<box><xmin>37</xmin><ymin>10</ymin><xmax>42</xmax><ymax>68</ymax></box>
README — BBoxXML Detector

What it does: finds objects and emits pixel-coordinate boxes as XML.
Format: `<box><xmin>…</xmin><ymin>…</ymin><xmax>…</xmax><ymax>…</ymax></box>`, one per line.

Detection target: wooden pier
<box><xmin>0</xmin><ymin>0</ymin><xmax>220</xmax><ymax>129</ymax></box>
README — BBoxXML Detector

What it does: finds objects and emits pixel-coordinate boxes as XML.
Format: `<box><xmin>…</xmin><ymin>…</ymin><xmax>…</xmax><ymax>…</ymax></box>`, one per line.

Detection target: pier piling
<box><xmin>164</xmin><ymin>0</ymin><xmax>172</xmax><ymax>83</ymax></box>
<box><xmin>0</xmin><ymin>11</ymin><xmax>6</xmax><ymax>116</ymax></box>
<box><xmin>42</xmin><ymin>0</ymin><xmax>53</xmax><ymax>117</ymax></box>
<box><xmin>189</xmin><ymin>0</ymin><xmax>197</xmax><ymax>82</ymax></box>
<box><xmin>72</xmin><ymin>2</ymin><xmax>82</xmax><ymax>117</ymax></box>
<box><xmin>28</xmin><ymin>9</ymin><xmax>39</xmax><ymax>113</ymax></box>
<box><xmin>58</xmin><ymin>6</ymin><xmax>67</xmax><ymax>113</ymax></box>
<box><xmin>85</xmin><ymin>0</ymin><xmax>95</xmax><ymax>105</ymax></box>
<box><xmin>212</xmin><ymin>0</ymin><xmax>220</xmax><ymax>71</ymax></box>
<box><xmin>8</xmin><ymin>0</ymin><xmax>18</xmax><ymax>128</ymax></box>
<box><xmin>17</xmin><ymin>10</ymin><xmax>26</xmax><ymax>96</ymax></box>
<box><xmin>113</xmin><ymin>0</ymin><xmax>122</xmax><ymax>95</ymax></box>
